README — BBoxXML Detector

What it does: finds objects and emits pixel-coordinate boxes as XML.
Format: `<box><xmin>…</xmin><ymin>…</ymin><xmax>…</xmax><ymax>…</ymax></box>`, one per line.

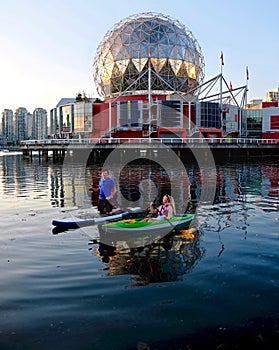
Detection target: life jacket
<box><xmin>157</xmin><ymin>204</ymin><xmax>169</xmax><ymax>216</ymax></box>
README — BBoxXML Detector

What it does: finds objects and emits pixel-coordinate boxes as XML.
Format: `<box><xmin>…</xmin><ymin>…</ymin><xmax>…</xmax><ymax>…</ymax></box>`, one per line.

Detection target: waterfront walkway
<box><xmin>19</xmin><ymin>137</ymin><xmax>279</xmax><ymax>162</ymax></box>
<box><xmin>20</xmin><ymin>137</ymin><xmax>279</xmax><ymax>148</ymax></box>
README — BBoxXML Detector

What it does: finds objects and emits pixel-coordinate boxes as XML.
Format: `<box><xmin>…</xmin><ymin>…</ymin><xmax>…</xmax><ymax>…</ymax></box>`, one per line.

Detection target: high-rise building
<box><xmin>1</xmin><ymin>109</ymin><xmax>14</xmax><ymax>143</ymax></box>
<box><xmin>26</xmin><ymin>112</ymin><xmax>33</xmax><ymax>139</ymax></box>
<box><xmin>14</xmin><ymin>107</ymin><xmax>28</xmax><ymax>141</ymax></box>
<box><xmin>33</xmin><ymin>108</ymin><xmax>48</xmax><ymax>139</ymax></box>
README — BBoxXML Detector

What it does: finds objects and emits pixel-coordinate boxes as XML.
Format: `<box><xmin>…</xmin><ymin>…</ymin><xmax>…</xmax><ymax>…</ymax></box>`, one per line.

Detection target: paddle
<box><xmin>164</xmin><ymin>216</ymin><xmax>177</xmax><ymax>231</ymax></box>
<box><xmin>124</xmin><ymin>207</ymin><xmax>147</xmax><ymax>219</ymax></box>
<box><xmin>125</xmin><ymin>202</ymin><xmax>178</xmax><ymax>232</ymax></box>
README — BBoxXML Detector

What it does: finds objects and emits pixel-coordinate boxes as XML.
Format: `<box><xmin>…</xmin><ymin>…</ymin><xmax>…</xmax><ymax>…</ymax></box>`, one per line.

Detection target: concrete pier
<box><xmin>20</xmin><ymin>138</ymin><xmax>279</xmax><ymax>163</ymax></box>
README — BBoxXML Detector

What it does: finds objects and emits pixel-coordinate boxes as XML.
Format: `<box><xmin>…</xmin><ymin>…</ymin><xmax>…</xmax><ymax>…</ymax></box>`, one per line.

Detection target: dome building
<box><xmin>93</xmin><ymin>12</ymin><xmax>205</xmax><ymax>100</ymax></box>
<box><xmin>50</xmin><ymin>13</ymin><xmax>253</xmax><ymax>141</ymax></box>
<box><xmin>89</xmin><ymin>12</ymin><xmax>234</xmax><ymax>140</ymax></box>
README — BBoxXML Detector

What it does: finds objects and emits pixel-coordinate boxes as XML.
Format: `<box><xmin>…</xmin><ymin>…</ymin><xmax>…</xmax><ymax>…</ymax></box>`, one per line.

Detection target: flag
<box><xmin>246</xmin><ymin>66</ymin><xmax>249</xmax><ymax>80</ymax></box>
<box><xmin>230</xmin><ymin>81</ymin><xmax>233</xmax><ymax>90</ymax></box>
<box><xmin>220</xmin><ymin>51</ymin><xmax>224</xmax><ymax>66</ymax></box>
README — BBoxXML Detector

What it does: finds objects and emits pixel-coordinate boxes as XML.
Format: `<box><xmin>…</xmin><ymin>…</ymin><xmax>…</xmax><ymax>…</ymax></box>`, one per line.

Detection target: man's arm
<box><xmin>106</xmin><ymin>185</ymin><xmax>116</xmax><ymax>200</ymax></box>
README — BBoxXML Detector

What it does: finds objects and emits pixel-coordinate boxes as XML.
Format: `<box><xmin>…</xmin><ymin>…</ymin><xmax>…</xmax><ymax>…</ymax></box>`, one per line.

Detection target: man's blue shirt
<box><xmin>99</xmin><ymin>177</ymin><xmax>115</xmax><ymax>200</ymax></box>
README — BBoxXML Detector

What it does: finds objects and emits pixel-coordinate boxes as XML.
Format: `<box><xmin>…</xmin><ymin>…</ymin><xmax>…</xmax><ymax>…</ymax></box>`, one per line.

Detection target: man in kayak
<box><xmin>142</xmin><ymin>194</ymin><xmax>176</xmax><ymax>222</ymax></box>
<box><xmin>89</xmin><ymin>169</ymin><xmax>117</xmax><ymax>214</ymax></box>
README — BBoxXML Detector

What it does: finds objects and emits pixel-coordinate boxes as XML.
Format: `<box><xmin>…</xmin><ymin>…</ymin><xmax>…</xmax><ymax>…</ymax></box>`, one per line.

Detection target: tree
<box><xmin>75</xmin><ymin>91</ymin><xmax>90</xmax><ymax>102</ymax></box>
<box><xmin>75</xmin><ymin>92</ymin><xmax>83</xmax><ymax>102</ymax></box>
<box><xmin>94</xmin><ymin>97</ymin><xmax>103</xmax><ymax>103</ymax></box>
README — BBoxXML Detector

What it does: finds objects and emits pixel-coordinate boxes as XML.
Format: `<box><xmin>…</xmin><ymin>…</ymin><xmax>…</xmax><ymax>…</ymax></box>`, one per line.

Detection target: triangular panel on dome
<box><xmin>124</xmin><ymin>23</ymin><xmax>135</xmax><ymax>35</ymax></box>
<box><xmin>142</xmin><ymin>19</ymin><xmax>155</xmax><ymax>33</ymax></box>
<box><xmin>170</xmin><ymin>45</ymin><xmax>183</xmax><ymax>60</ymax></box>
<box><xmin>111</xmin><ymin>76</ymin><xmax>124</xmax><ymax>93</ymax></box>
<box><xmin>159</xmin><ymin>59</ymin><xmax>174</xmax><ymax>77</ymax></box>
<box><xmin>111</xmin><ymin>62</ymin><xmax>122</xmax><ymax>78</ymax></box>
<box><xmin>158</xmin><ymin>34</ymin><xmax>169</xmax><ymax>46</ymax></box>
<box><xmin>133</xmin><ymin>58</ymin><xmax>148</xmax><ymax>72</ymax></box>
<box><xmin>186</xmin><ymin>62</ymin><xmax>197</xmax><ymax>79</ymax></box>
<box><xmin>151</xmin><ymin>58</ymin><xmax>166</xmax><ymax>73</ymax></box>
<box><xmin>119</xmin><ymin>45</ymin><xmax>131</xmax><ymax>60</ymax></box>
<box><xmin>101</xmin><ymin>71</ymin><xmax>111</xmax><ymax>84</ymax></box>
<box><xmin>184</xmin><ymin>49</ymin><xmax>194</xmax><ymax>62</ymax></box>
<box><xmin>102</xmin><ymin>49</ymin><xmax>115</xmax><ymax>67</ymax></box>
<box><xmin>132</xmin><ymin>28</ymin><xmax>144</xmax><ymax>43</ymax></box>
<box><xmin>119</xmin><ymin>31</ymin><xmax>131</xmax><ymax>45</ymax></box>
<box><xmin>124</xmin><ymin>60</ymin><xmax>139</xmax><ymax>77</ymax></box>
<box><xmin>112</xmin><ymin>34</ymin><xmax>123</xmax><ymax>47</ymax></box>
<box><xmin>169</xmin><ymin>59</ymin><xmax>182</xmax><ymax>75</ymax></box>
<box><xmin>111</xmin><ymin>42</ymin><xmax>125</xmax><ymax>60</ymax></box>
<box><xmin>116</xmin><ymin>59</ymin><xmax>130</xmax><ymax>75</ymax></box>
<box><xmin>177</xmin><ymin>61</ymin><xmax>188</xmax><ymax>77</ymax></box>
<box><xmin>101</xmin><ymin>60</ymin><xmax>114</xmax><ymax>82</ymax></box>
<box><xmin>158</xmin><ymin>43</ymin><xmax>171</xmax><ymax>58</ymax></box>
<box><xmin>166</xmin><ymin>32</ymin><xmax>177</xmax><ymax>46</ymax></box>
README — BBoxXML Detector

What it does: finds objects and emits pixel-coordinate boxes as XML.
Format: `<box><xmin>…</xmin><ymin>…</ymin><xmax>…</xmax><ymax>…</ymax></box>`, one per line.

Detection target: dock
<box><xmin>20</xmin><ymin>138</ymin><xmax>279</xmax><ymax>163</ymax></box>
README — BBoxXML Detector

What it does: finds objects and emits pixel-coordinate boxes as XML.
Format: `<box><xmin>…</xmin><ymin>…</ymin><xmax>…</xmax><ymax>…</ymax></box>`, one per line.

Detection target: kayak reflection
<box><xmin>94</xmin><ymin>228</ymin><xmax>205</xmax><ymax>287</ymax></box>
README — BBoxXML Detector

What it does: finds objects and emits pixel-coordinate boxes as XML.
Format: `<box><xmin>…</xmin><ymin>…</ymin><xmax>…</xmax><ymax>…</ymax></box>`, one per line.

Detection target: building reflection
<box><xmin>0</xmin><ymin>155</ymin><xmax>278</xmax><ymax>214</ymax></box>
<box><xmin>262</xmin><ymin>164</ymin><xmax>279</xmax><ymax>201</ymax></box>
<box><xmin>0</xmin><ymin>153</ymin><xmax>49</xmax><ymax>197</ymax></box>
<box><xmin>88</xmin><ymin>159</ymin><xmax>191</xmax><ymax>212</ymax></box>
<box><xmin>94</xmin><ymin>228</ymin><xmax>204</xmax><ymax>287</ymax></box>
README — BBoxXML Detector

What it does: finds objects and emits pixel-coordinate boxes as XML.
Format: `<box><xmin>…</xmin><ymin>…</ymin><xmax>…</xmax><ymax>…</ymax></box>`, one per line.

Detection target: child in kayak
<box><xmin>141</xmin><ymin>194</ymin><xmax>176</xmax><ymax>222</ymax></box>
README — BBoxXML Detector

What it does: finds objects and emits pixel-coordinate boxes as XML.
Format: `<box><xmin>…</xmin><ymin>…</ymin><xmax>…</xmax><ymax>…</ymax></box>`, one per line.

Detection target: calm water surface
<box><xmin>0</xmin><ymin>152</ymin><xmax>278</xmax><ymax>349</ymax></box>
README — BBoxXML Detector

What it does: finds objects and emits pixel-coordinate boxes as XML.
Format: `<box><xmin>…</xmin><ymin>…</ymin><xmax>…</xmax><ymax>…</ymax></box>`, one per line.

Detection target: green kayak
<box><xmin>101</xmin><ymin>214</ymin><xmax>194</xmax><ymax>234</ymax></box>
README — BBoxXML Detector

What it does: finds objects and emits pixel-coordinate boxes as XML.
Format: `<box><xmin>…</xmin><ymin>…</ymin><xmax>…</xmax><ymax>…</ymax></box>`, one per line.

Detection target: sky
<box><xmin>0</xmin><ymin>0</ymin><xmax>279</xmax><ymax>116</ymax></box>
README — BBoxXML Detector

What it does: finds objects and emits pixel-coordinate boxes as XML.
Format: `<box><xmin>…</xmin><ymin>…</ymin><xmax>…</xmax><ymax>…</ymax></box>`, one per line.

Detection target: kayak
<box><xmin>99</xmin><ymin>214</ymin><xmax>195</xmax><ymax>247</ymax></box>
<box><xmin>101</xmin><ymin>214</ymin><xmax>194</xmax><ymax>235</ymax></box>
<box><xmin>52</xmin><ymin>207</ymin><xmax>143</xmax><ymax>229</ymax></box>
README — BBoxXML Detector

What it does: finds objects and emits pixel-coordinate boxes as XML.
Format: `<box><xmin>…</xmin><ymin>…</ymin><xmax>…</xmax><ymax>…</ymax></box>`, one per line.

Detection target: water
<box><xmin>0</xmin><ymin>152</ymin><xmax>278</xmax><ymax>349</ymax></box>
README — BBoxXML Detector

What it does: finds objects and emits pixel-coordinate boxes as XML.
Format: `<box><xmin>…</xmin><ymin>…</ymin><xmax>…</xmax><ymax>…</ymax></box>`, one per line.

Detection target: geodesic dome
<box><xmin>93</xmin><ymin>12</ymin><xmax>205</xmax><ymax>99</ymax></box>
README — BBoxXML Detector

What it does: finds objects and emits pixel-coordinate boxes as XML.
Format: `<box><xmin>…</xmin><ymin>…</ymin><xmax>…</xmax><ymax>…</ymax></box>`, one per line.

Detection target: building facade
<box><xmin>1</xmin><ymin>109</ymin><xmax>14</xmax><ymax>144</ymax></box>
<box><xmin>1</xmin><ymin>106</ymin><xmax>49</xmax><ymax>144</ymax></box>
<box><xmin>14</xmin><ymin>107</ymin><xmax>28</xmax><ymax>141</ymax></box>
<box><xmin>50</xmin><ymin>98</ymin><xmax>94</xmax><ymax>139</ymax></box>
<box><xmin>32</xmin><ymin>108</ymin><xmax>48</xmax><ymax>139</ymax></box>
<box><xmin>26</xmin><ymin>112</ymin><xmax>33</xmax><ymax>139</ymax></box>
<box><xmin>244</xmin><ymin>101</ymin><xmax>279</xmax><ymax>139</ymax></box>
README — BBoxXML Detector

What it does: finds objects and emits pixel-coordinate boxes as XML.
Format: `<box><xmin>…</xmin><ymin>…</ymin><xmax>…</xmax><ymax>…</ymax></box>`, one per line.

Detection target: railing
<box><xmin>20</xmin><ymin>137</ymin><xmax>279</xmax><ymax>146</ymax></box>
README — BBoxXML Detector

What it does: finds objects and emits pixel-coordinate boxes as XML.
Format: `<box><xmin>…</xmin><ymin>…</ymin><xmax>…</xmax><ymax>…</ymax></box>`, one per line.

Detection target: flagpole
<box><xmin>148</xmin><ymin>46</ymin><xmax>151</xmax><ymax>106</ymax></box>
<box><xmin>245</xmin><ymin>66</ymin><xmax>249</xmax><ymax>106</ymax></box>
<box><xmin>148</xmin><ymin>46</ymin><xmax>152</xmax><ymax>129</ymax></box>
<box><xmin>220</xmin><ymin>51</ymin><xmax>224</xmax><ymax>133</ymax></box>
<box><xmin>242</xmin><ymin>66</ymin><xmax>249</xmax><ymax>137</ymax></box>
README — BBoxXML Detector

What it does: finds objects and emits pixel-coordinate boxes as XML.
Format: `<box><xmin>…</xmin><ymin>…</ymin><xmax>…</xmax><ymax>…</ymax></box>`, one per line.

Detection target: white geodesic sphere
<box><xmin>93</xmin><ymin>12</ymin><xmax>205</xmax><ymax>99</ymax></box>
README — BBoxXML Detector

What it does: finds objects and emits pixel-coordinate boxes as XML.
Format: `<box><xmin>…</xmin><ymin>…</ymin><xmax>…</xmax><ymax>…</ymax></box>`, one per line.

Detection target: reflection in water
<box><xmin>88</xmin><ymin>159</ymin><xmax>191</xmax><ymax>212</ymax></box>
<box><xmin>86</xmin><ymin>161</ymin><xmax>278</xmax><ymax>286</ymax></box>
<box><xmin>0</xmin><ymin>153</ymin><xmax>49</xmax><ymax>199</ymax></box>
<box><xmin>1</xmin><ymin>153</ymin><xmax>278</xmax><ymax>349</ymax></box>
<box><xmin>1</xmin><ymin>155</ymin><xmax>278</xmax><ymax>214</ymax></box>
<box><xmin>94</xmin><ymin>228</ymin><xmax>204</xmax><ymax>287</ymax></box>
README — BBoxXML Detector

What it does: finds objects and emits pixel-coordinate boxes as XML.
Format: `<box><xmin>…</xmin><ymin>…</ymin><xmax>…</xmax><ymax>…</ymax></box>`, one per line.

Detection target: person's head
<box><xmin>163</xmin><ymin>194</ymin><xmax>176</xmax><ymax>214</ymax></box>
<box><xmin>163</xmin><ymin>194</ymin><xmax>171</xmax><ymax>203</ymax></box>
<box><xmin>101</xmin><ymin>169</ymin><xmax>109</xmax><ymax>179</ymax></box>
